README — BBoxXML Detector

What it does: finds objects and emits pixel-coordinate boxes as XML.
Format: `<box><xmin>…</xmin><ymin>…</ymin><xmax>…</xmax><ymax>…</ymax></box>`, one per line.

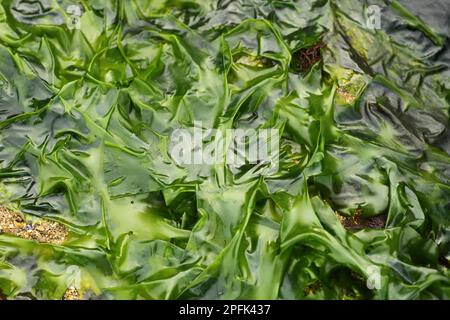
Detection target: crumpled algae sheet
<box><xmin>0</xmin><ymin>0</ymin><xmax>449</xmax><ymax>300</ymax></box>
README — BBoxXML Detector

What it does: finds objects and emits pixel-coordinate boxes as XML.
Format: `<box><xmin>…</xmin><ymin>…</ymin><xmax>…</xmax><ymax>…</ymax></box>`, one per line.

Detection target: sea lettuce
<box><xmin>0</xmin><ymin>0</ymin><xmax>449</xmax><ymax>300</ymax></box>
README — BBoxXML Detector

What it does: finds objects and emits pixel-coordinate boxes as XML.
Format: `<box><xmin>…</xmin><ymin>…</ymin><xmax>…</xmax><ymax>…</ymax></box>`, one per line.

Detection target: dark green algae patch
<box><xmin>0</xmin><ymin>0</ymin><xmax>449</xmax><ymax>299</ymax></box>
